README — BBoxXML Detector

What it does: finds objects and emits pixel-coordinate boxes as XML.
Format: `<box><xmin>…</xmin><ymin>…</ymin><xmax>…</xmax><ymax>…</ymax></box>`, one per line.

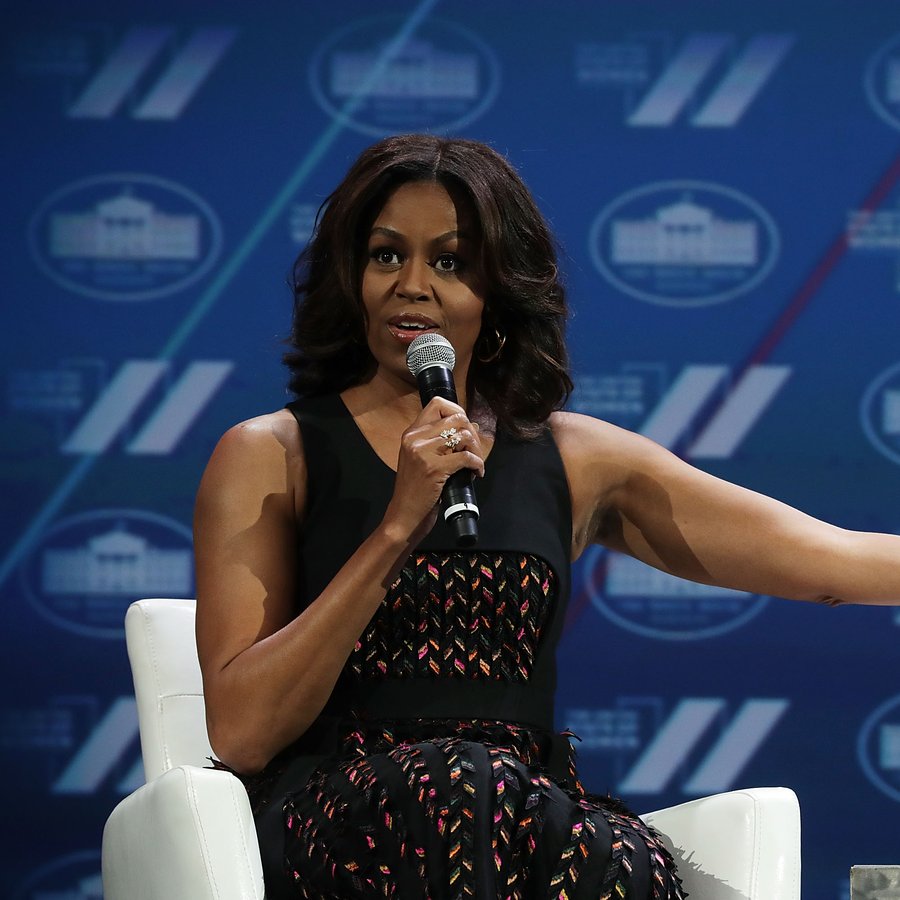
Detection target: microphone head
<box><xmin>406</xmin><ymin>332</ymin><xmax>456</xmax><ymax>377</ymax></box>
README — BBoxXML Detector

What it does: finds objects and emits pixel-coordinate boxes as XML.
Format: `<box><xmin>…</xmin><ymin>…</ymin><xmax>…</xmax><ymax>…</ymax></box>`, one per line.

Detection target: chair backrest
<box><xmin>125</xmin><ymin>598</ymin><xmax>213</xmax><ymax>782</ymax></box>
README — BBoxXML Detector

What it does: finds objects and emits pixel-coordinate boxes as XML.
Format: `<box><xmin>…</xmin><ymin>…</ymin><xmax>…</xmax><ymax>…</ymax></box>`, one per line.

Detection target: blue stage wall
<box><xmin>3</xmin><ymin>2</ymin><xmax>900</xmax><ymax>896</ymax></box>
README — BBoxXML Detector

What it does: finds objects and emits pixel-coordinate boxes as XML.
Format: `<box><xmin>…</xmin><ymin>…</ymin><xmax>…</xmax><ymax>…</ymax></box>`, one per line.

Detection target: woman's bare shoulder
<box><xmin>216</xmin><ymin>408</ymin><xmax>301</xmax><ymax>453</ymax></box>
<box><xmin>548</xmin><ymin>410</ymin><xmax>665</xmax><ymax>508</ymax></box>
<box><xmin>198</xmin><ymin>409</ymin><xmax>306</xmax><ymax>515</ymax></box>
<box><xmin>548</xmin><ymin>409</ymin><xmax>644</xmax><ymax>459</ymax></box>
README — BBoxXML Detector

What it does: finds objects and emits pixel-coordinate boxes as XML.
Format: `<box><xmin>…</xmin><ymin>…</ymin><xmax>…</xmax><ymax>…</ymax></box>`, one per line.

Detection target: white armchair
<box><xmin>102</xmin><ymin>599</ymin><xmax>801</xmax><ymax>899</ymax></box>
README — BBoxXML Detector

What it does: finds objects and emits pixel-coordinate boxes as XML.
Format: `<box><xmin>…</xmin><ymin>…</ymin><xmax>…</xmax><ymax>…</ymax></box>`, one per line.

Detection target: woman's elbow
<box><xmin>206</xmin><ymin>709</ymin><xmax>316</xmax><ymax>775</ymax></box>
<box><xmin>206</xmin><ymin>715</ymin><xmax>272</xmax><ymax>775</ymax></box>
<box><xmin>811</xmin><ymin>593</ymin><xmax>846</xmax><ymax>607</ymax></box>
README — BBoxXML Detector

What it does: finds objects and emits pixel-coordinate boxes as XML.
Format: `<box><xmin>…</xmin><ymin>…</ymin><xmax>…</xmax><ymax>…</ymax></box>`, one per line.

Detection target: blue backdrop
<box><xmin>4</xmin><ymin>2</ymin><xmax>900</xmax><ymax>897</ymax></box>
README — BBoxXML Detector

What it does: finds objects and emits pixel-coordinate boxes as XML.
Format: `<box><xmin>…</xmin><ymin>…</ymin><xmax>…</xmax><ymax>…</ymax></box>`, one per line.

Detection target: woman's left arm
<box><xmin>553</xmin><ymin>411</ymin><xmax>900</xmax><ymax>606</ymax></box>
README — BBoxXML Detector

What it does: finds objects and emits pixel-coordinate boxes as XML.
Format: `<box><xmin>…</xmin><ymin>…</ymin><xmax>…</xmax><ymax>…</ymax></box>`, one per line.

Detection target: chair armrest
<box><xmin>640</xmin><ymin>787</ymin><xmax>801</xmax><ymax>900</ymax></box>
<box><xmin>102</xmin><ymin>765</ymin><xmax>264</xmax><ymax>900</ymax></box>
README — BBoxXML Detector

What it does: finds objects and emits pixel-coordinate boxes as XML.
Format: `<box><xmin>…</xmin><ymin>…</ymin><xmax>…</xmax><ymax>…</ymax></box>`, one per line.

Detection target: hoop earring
<box><xmin>477</xmin><ymin>328</ymin><xmax>506</xmax><ymax>363</ymax></box>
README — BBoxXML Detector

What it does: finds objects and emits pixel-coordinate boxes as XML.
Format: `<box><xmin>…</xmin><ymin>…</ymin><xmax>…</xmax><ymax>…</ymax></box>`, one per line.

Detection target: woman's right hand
<box><xmin>382</xmin><ymin>396</ymin><xmax>485</xmax><ymax>545</ymax></box>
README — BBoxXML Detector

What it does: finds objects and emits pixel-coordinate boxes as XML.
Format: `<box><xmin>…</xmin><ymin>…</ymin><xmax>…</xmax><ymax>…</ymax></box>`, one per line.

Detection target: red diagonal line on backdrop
<box><xmin>742</xmin><ymin>151</ymin><xmax>900</xmax><ymax>372</ymax></box>
<box><xmin>564</xmin><ymin>148</ymin><xmax>900</xmax><ymax>635</ymax></box>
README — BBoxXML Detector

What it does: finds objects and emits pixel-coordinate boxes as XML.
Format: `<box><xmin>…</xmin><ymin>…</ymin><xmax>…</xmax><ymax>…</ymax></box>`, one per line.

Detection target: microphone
<box><xmin>406</xmin><ymin>333</ymin><xmax>479</xmax><ymax>547</ymax></box>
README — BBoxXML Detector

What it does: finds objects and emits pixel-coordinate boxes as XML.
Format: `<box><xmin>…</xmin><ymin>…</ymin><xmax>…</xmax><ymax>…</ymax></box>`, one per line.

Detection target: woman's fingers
<box><xmin>430</xmin><ymin>427</ymin><xmax>483</xmax><ymax>474</ymax></box>
<box><xmin>385</xmin><ymin>403</ymin><xmax>486</xmax><ymax>541</ymax></box>
<box><xmin>397</xmin><ymin>400</ymin><xmax>486</xmax><ymax>492</ymax></box>
<box><xmin>415</xmin><ymin>395</ymin><xmax>466</xmax><ymax>424</ymax></box>
<box><xmin>403</xmin><ymin>429</ymin><xmax>483</xmax><ymax>473</ymax></box>
<box><xmin>446</xmin><ymin>449</ymin><xmax>485</xmax><ymax>479</ymax></box>
<box><xmin>415</xmin><ymin>415</ymin><xmax>483</xmax><ymax>467</ymax></box>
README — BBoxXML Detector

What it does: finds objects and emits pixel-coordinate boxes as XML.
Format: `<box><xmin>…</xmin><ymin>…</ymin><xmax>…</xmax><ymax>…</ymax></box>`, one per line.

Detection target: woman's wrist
<box><xmin>372</xmin><ymin>514</ymin><xmax>420</xmax><ymax>557</ymax></box>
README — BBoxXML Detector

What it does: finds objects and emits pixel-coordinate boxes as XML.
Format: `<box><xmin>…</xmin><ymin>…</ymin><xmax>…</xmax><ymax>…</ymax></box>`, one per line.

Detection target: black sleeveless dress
<box><xmin>238</xmin><ymin>394</ymin><xmax>684</xmax><ymax>900</ymax></box>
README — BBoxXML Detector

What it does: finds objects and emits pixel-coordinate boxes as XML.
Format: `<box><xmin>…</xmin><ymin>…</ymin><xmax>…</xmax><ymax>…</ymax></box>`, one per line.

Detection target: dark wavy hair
<box><xmin>284</xmin><ymin>134</ymin><xmax>572</xmax><ymax>438</ymax></box>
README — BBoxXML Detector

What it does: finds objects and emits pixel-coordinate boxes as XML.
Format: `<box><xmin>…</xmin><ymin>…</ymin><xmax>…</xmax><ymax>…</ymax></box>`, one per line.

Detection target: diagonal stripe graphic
<box><xmin>692</xmin><ymin>34</ymin><xmax>794</xmax><ymax>127</ymax></box>
<box><xmin>639</xmin><ymin>365</ymin><xmax>728</xmax><ymax>448</ymax></box>
<box><xmin>61</xmin><ymin>361</ymin><xmax>168</xmax><ymax>454</ymax></box>
<box><xmin>618</xmin><ymin>698</ymin><xmax>723</xmax><ymax>793</ymax></box>
<box><xmin>127</xmin><ymin>361</ymin><xmax>234</xmax><ymax>454</ymax></box>
<box><xmin>0</xmin><ymin>0</ymin><xmax>440</xmax><ymax>591</ymax></box>
<box><xmin>53</xmin><ymin>697</ymin><xmax>138</xmax><ymax>793</ymax></box>
<box><xmin>682</xmin><ymin>699</ymin><xmax>788</xmax><ymax>794</ymax></box>
<box><xmin>68</xmin><ymin>26</ymin><xmax>173</xmax><ymax>119</ymax></box>
<box><xmin>134</xmin><ymin>27</ymin><xmax>238</xmax><ymax>120</ymax></box>
<box><xmin>628</xmin><ymin>34</ymin><xmax>730</xmax><ymax>127</ymax></box>
<box><xmin>688</xmin><ymin>365</ymin><xmax>792</xmax><ymax>458</ymax></box>
<box><xmin>117</xmin><ymin>755</ymin><xmax>146</xmax><ymax>794</ymax></box>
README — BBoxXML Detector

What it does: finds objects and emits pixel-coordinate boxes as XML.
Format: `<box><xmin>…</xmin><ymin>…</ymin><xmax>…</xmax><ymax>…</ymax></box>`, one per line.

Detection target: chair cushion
<box><xmin>102</xmin><ymin>765</ymin><xmax>264</xmax><ymax>900</ymax></box>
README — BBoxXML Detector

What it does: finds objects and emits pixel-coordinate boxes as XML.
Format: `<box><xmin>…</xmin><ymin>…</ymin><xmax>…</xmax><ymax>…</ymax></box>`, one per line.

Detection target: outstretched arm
<box><xmin>553</xmin><ymin>411</ymin><xmax>900</xmax><ymax>606</ymax></box>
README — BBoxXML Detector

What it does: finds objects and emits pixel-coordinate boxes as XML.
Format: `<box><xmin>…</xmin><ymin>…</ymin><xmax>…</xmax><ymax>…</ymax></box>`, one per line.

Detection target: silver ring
<box><xmin>440</xmin><ymin>427</ymin><xmax>460</xmax><ymax>450</ymax></box>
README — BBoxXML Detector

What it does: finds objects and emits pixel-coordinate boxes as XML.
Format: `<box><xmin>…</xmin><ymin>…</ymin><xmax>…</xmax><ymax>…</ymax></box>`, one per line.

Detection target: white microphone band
<box><xmin>444</xmin><ymin>502</ymin><xmax>480</xmax><ymax>520</ymax></box>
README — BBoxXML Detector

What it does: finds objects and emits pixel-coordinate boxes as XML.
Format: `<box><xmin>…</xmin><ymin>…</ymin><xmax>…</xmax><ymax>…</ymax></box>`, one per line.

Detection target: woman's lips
<box><xmin>386</xmin><ymin>315</ymin><xmax>440</xmax><ymax>344</ymax></box>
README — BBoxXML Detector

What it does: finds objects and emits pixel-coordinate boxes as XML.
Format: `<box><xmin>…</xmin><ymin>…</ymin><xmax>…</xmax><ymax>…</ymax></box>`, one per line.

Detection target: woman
<box><xmin>194</xmin><ymin>134</ymin><xmax>900</xmax><ymax>899</ymax></box>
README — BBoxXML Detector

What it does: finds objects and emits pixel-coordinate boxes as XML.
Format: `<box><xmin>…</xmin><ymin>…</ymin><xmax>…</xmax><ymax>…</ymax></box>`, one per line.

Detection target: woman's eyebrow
<box><xmin>368</xmin><ymin>226</ymin><xmax>472</xmax><ymax>244</ymax></box>
<box><xmin>369</xmin><ymin>226</ymin><xmax>402</xmax><ymax>240</ymax></box>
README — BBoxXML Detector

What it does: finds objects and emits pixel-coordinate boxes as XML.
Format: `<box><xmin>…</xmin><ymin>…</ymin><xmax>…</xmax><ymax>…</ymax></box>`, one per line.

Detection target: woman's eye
<box><xmin>434</xmin><ymin>253</ymin><xmax>461</xmax><ymax>272</ymax></box>
<box><xmin>371</xmin><ymin>248</ymin><xmax>401</xmax><ymax>265</ymax></box>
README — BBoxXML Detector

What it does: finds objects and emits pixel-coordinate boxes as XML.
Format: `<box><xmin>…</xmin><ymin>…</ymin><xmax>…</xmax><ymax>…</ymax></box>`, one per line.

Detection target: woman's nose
<box><xmin>396</xmin><ymin>256</ymin><xmax>430</xmax><ymax>300</ymax></box>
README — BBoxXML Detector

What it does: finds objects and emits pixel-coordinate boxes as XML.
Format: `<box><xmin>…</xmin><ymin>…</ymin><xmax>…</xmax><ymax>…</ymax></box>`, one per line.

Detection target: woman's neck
<box><xmin>341</xmin><ymin>374</ymin><xmax>495</xmax><ymax>474</ymax></box>
<box><xmin>343</xmin><ymin>367</ymin><xmax>470</xmax><ymax>419</ymax></box>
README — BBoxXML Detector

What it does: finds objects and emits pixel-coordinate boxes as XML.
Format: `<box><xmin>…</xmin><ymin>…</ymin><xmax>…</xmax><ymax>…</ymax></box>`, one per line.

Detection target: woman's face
<box><xmin>361</xmin><ymin>180</ymin><xmax>485</xmax><ymax>392</ymax></box>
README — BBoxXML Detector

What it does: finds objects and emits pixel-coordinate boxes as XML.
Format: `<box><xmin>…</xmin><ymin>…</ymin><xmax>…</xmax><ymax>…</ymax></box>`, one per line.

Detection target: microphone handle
<box><xmin>416</xmin><ymin>365</ymin><xmax>457</xmax><ymax>406</ymax></box>
<box><xmin>443</xmin><ymin>469</ymin><xmax>479</xmax><ymax>546</ymax></box>
<box><xmin>415</xmin><ymin>366</ymin><xmax>479</xmax><ymax>547</ymax></box>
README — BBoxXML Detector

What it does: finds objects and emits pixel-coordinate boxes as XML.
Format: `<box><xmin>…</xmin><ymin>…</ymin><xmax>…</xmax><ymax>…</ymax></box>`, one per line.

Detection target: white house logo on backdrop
<box><xmin>858</xmin><ymin>694</ymin><xmax>900</xmax><ymax>802</ymax></box>
<box><xmin>575</xmin><ymin>33</ymin><xmax>794</xmax><ymax>127</ymax></box>
<box><xmin>565</xmin><ymin>697</ymin><xmax>788</xmax><ymax>795</ymax></box>
<box><xmin>11</xmin><ymin>851</ymin><xmax>102</xmax><ymax>900</ymax></box>
<box><xmin>20</xmin><ymin>509</ymin><xmax>193</xmax><ymax>639</ymax></box>
<box><xmin>865</xmin><ymin>33</ymin><xmax>900</xmax><ymax>131</ymax></box>
<box><xmin>309</xmin><ymin>16</ymin><xmax>500</xmax><ymax>136</ymax></box>
<box><xmin>582</xmin><ymin>546</ymin><xmax>769</xmax><ymax>640</ymax></box>
<box><xmin>28</xmin><ymin>174</ymin><xmax>223</xmax><ymax>301</ymax></box>
<box><xmin>589</xmin><ymin>181</ymin><xmax>780</xmax><ymax>307</ymax></box>
<box><xmin>573</xmin><ymin>362</ymin><xmax>791</xmax><ymax>459</ymax></box>
<box><xmin>860</xmin><ymin>362</ymin><xmax>900</xmax><ymax>466</ymax></box>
